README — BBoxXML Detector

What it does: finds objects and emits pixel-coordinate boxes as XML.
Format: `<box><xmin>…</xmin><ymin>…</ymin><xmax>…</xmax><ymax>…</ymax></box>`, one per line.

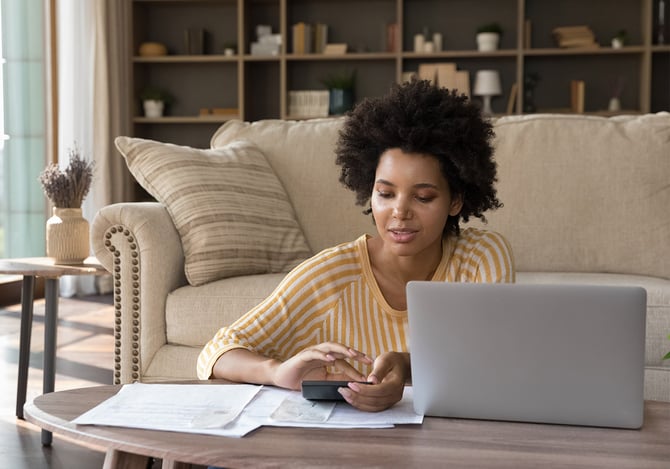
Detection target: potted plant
<box><xmin>611</xmin><ymin>29</ymin><xmax>628</xmax><ymax>49</ymax></box>
<box><xmin>320</xmin><ymin>70</ymin><xmax>356</xmax><ymax>115</ymax></box>
<box><xmin>476</xmin><ymin>22</ymin><xmax>503</xmax><ymax>51</ymax></box>
<box><xmin>38</xmin><ymin>147</ymin><xmax>95</xmax><ymax>264</ymax></box>
<box><xmin>139</xmin><ymin>85</ymin><xmax>174</xmax><ymax>118</ymax></box>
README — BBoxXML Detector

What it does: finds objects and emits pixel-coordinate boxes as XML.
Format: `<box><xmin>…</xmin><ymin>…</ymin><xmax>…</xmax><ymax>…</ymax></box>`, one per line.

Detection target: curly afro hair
<box><xmin>335</xmin><ymin>79</ymin><xmax>502</xmax><ymax>237</ymax></box>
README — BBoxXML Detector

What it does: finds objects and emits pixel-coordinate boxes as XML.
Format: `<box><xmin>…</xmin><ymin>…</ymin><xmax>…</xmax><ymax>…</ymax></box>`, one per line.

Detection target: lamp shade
<box><xmin>473</xmin><ymin>70</ymin><xmax>502</xmax><ymax>96</ymax></box>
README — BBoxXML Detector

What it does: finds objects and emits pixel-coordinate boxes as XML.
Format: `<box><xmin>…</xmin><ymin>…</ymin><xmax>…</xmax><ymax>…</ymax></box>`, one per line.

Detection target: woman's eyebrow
<box><xmin>375</xmin><ymin>178</ymin><xmax>395</xmax><ymax>186</ymax></box>
<box><xmin>375</xmin><ymin>179</ymin><xmax>439</xmax><ymax>190</ymax></box>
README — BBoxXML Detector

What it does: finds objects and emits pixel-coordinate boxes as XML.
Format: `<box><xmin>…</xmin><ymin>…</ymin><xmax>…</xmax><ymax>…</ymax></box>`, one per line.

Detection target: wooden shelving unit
<box><xmin>128</xmin><ymin>0</ymin><xmax>670</xmax><ymax>147</ymax></box>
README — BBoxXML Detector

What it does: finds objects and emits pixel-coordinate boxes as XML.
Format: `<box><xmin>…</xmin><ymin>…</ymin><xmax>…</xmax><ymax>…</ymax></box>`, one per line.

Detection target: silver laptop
<box><xmin>406</xmin><ymin>282</ymin><xmax>647</xmax><ymax>429</ymax></box>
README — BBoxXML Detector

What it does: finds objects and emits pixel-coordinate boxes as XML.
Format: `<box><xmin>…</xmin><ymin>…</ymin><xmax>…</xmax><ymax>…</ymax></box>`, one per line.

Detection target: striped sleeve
<box><xmin>196</xmin><ymin>241</ymin><xmax>361</xmax><ymax>379</ymax></box>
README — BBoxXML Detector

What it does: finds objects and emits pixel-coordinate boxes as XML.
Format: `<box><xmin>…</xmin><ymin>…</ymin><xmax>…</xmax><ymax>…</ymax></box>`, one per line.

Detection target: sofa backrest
<box><xmin>211</xmin><ymin>118</ymin><xmax>371</xmax><ymax>253</ymax></box>
<box><xmin>470</xmin><ymin>113</ymin><xmax>670</xmax><ymax>279</ymax></box>
<box><xmin>212</xmin><ymin>113</ymin><xmax>670</xmax><ymax>279</ymax></box>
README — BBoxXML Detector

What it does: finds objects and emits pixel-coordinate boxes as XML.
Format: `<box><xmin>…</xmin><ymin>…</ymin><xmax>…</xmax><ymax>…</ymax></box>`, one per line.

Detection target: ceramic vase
<box><xmin>46</xmin><ymin>207</ymin><xmax>90</xmax><ymax>264</ymax></box>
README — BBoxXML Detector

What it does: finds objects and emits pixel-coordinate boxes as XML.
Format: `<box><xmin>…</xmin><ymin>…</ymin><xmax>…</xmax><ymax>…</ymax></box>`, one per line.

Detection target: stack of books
<box><xmin>292</xmin><ymin>22</ymin><xmax>328</xmax><ymax>54</ymax></box>
<box><xmin>552</xmin><ymin>25</ymin><xmax>598</xmax><ymax>48</ymax></box>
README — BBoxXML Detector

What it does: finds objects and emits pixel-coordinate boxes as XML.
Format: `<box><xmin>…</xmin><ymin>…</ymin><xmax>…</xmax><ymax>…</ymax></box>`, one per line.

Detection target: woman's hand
<box><xmin>271</xmin><ymin>342</ymin><xmax>373</xmax><ymax>390</ymax></box>
<box><xmin>337</xmin><ymin>351</ymin><xmax>410</xmax><ymax>412</ymax></box>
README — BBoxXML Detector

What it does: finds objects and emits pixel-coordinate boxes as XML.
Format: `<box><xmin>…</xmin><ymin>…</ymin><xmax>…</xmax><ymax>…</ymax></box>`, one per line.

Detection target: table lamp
<box><xmin>474</xmin><ymin>70</ymin><xmax>502</xmax><ymax>115</ymax></box>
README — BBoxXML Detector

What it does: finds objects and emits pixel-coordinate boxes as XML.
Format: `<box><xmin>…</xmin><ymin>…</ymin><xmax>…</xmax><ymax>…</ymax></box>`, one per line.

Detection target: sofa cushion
<box><xmin>115</xmin><ymin>137</ymin><xmax>311</xmax><ymax>286</ymax></box>
<box><xmin>165</xmin><ymin>273</ymin><xmax>286</xmax><ymax>347</ymax></box>
<box><xmin>470</xmin><ymin>113</ymin><xmax>670</xmax><ymax>280</ymax></box>
<box><xmin>210</xmin><ymin>118</ymin><xmax>373</xmax><ymax>253</ymax></box>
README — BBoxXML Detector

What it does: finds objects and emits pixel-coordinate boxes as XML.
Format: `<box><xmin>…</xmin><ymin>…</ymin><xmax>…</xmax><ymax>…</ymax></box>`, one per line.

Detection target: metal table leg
<box><xmin>41</xmin><ymin>277</ymin><xmax>59</xmax><ymax>446</ymax></box>
<box><xmin>16</xmin><ymin>275</ymin><xmax>35</xmax><ymax>419</ymax></box>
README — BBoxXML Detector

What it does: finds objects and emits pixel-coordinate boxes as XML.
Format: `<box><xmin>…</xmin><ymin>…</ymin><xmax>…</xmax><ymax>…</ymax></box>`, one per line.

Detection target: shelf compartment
<box><xmin>133</xmin><ymin>62</ymin><xmax>239</xmax><ymax>122</ymax></box>
<box><xmin>524</xmin><ymin>54</ymin><xmax>643</xmax><ymax>114</ymax></box>
<box><xmin>403</xmin><ymin>0</ymin><xmax>518</xmax><ymax>52</ymax></box>
<box><xmin>525</xmin><ymin>0</ymin><xmax>643</xmax><ymax>50</ymax></box>
<box><xmin>287</xmin><ymin>0</ymin><xmax>397</xmax><ymax>54</ymax></box>
<box><xmin>133</xmin><ymin>1</ymin><xmax>238</xmax><ymax>56</ymax></box>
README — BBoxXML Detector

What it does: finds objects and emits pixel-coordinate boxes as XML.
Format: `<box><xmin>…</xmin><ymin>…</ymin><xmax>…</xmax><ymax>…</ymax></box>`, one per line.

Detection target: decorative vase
<box><xmin>608</xmin><ymin>96</ymin><xmax>621</xmax><ymax>112</ymax></box>
<box><xmin>46</xmin><ymin>207</ymin><xmax>90</xmax><ymax>264</ymax></box>
<box><xmin>328</xmin><ymin>88</ymin><xmax>354</xmax><ymax>115</ymax></box>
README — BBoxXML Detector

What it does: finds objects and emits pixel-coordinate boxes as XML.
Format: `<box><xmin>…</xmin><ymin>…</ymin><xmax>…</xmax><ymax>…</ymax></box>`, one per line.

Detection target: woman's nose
<box><xmin>392</xmin><ymin>198</ymin><xmax>411</xmax><ymax>219</ymax></box>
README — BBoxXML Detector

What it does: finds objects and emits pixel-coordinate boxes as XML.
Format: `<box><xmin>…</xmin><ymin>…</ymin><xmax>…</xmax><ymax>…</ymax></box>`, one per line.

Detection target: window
<box><xmin>0</xmin><ymin>0</ymin><xmax>48</xmax><ymax>261</ymax></box>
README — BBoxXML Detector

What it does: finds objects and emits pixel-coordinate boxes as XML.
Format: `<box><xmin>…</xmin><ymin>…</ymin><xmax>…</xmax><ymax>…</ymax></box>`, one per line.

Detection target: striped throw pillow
<box><xmin>115</xmin><ymin>137</ymin><xmax>312</xmax><ymax>286</ymax></box>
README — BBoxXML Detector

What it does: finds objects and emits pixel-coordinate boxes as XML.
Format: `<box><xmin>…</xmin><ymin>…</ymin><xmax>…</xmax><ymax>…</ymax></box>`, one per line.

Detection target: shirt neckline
<box><xmin>356</xmin><ymin>234</ymin><xmax>453</xmax><ymax>316</ymax></box>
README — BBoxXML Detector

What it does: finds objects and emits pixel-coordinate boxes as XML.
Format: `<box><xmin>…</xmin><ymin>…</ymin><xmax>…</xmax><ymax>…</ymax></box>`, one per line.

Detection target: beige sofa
<box><xmin>92</xmin><ymin>113</ymin><xmax>670</xmax><ymax>401</ymax></box>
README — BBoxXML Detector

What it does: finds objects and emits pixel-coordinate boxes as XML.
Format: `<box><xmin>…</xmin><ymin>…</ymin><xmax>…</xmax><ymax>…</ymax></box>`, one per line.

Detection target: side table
<box><xmin>0</xmin><ymin>257</ymin><xmax>108</xmax><ymax>445</ymax></box>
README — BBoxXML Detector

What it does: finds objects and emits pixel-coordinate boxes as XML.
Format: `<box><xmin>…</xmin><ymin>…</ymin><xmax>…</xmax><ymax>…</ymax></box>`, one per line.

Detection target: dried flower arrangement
<box><xmin>39</xmin><ymin>148</ymin><xmax>94</xmax><ymax>208</ymax></box>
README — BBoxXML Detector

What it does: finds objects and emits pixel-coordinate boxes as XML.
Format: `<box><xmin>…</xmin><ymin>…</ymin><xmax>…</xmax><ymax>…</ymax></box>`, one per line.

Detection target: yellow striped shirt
<box><xmin>197</xmin><ymin>227</ymin><xmax>515</xmax><ymax>379</ymax></box>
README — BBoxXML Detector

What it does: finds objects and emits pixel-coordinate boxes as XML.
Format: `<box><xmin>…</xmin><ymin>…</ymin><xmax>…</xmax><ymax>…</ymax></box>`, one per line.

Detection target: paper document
<box><xmin>73</xmin><ymin>383</ymin><xmax>423</xmax><ymax>438</ymax></box>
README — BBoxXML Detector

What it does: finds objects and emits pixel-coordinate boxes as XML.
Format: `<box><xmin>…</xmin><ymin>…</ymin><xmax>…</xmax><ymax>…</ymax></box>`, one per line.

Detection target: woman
<box><xmin>197</xmin><ymin>80</ymin><xmax>515</xmax><ymax>411</ymax></box>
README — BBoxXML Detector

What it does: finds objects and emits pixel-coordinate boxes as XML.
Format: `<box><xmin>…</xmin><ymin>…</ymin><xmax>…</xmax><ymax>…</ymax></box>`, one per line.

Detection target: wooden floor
<box><xmin>0</xmin><ymin>293</ymin><xmax>115</xmax><ymax>467</ymax></box>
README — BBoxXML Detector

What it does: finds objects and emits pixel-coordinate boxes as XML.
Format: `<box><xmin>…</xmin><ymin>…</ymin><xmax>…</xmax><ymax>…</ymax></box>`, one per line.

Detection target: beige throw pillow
<box><xmin>115</xmin><ymin>136</ymin><xmax>312</xmax><ymax>286</ymax></box>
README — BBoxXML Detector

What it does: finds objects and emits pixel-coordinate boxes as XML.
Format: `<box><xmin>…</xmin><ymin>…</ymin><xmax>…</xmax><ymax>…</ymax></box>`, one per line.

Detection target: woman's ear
<box><xmin>449</xmin><ymin>193</ymin><xmax>464</xmax><ymax>216</ymax></box>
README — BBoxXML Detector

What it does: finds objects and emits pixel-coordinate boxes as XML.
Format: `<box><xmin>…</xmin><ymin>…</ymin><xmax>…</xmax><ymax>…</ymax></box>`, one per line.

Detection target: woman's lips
<box><xmin>388</xmin><ymin>228</ymin><xmax>418</xmax><ymax>243</ymax></box>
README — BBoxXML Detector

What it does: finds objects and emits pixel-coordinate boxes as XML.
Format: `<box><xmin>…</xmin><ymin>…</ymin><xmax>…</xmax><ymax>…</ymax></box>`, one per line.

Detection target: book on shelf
<box><xmin>292</xmin><ymin>22</ymin><xmax>329</xmax><ymax>54</ymax></box>
<box><xmin>292</xmin><ymin>22</ymin><xmax>313</xmax><ymax>54</ymax></box>
<box><xmin>506</xmin><ymin>82</ymin><xmax>518</xmax><ymax>114</ymax></box>
<box><xmin>313</xmin><ymin>23</ymin><xmax>328</xmax><ymax>54</ymax></box>
<box><xmin>570</xmin><ymin>80</ymin><xmax>585</xmax><ymax>113</ymax></box>
<box><xmin>552</xmin><ymin>25</ymin><xmax>599</xmax><ymax>48</ymax></box>
<box><xmin>386</xmin><ymin>23</ymin><xmax>399</xmax><ymax>52</ymax></box>
<box><xmin>524</xmin><ymin>19</ymin><xmax>532</xmax><ymax>49</ymax></box>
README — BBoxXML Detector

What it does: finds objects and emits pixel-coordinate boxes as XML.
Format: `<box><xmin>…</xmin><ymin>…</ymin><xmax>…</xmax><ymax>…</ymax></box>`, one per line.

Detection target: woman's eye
<box><xmin>377</xmin><ymin>191</ymin><xmax>392</xmax><ymax>198</ymax></box>
<box><xmin>416</xmin><ymin>196</ymin><xmax>435</xmax><ymax>203</ymax></box>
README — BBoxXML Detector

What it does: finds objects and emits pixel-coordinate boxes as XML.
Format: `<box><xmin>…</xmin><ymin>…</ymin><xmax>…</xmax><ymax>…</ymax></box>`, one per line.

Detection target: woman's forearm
<box><xmin>211</xmin><ymin>348</ymin><xmax>280</xmax><ymax>385</ymax></box>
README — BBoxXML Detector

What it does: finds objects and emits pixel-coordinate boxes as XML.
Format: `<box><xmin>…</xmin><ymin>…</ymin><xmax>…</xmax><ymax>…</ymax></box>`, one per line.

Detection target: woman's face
<box><xmin>371</xmin><ymin>148</ymin><xmax>462</xmax><ymax>258</ymax></box>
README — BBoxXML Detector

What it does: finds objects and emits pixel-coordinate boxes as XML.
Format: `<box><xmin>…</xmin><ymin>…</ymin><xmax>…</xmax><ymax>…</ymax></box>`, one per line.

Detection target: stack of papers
<box><xmin>73</xmin><ymin>383</ymin><xmax>423</xmax><ymax>438</ymax></box>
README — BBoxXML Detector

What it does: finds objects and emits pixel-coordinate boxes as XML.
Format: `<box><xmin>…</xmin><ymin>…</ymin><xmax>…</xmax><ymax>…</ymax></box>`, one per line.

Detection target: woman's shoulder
<box><xmin>458</xmin><ymin>227</ymin><xmax>508</xmax><ymax>241</ymax></box>
<box><xmin>450</xmin><ymin>228</ymin><xmax>515</xmax><ymax>282</ymax></box>
<box><xmin>290</xmin><ymin>235</ymin><xmax>365</xmax><ymax>273</ymax></box>
<box><xmin>454</xmin><ymin>227</ymin><xmax>513</xmax><ymax>253</ymax></box>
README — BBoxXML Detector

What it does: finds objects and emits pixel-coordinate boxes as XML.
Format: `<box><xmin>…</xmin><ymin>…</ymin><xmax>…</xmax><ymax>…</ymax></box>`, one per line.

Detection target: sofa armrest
<box><xmin>91</xmin><ymin>202</ymin><xmax>187</xmax><ymax>384</ymax></box>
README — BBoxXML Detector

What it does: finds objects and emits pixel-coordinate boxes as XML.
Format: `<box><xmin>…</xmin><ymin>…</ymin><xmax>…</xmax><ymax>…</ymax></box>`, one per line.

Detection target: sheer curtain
<box><xmin>56</xmin><ymin>0</ymin><xmax>132</xmax><ymax>296</ymax></box>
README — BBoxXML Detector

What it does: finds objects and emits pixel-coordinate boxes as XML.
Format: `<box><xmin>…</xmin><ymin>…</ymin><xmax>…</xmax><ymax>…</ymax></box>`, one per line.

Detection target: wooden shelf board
<box><xmin>134</xmin><ymin>116</ymin><xmax>239</xmax><ymax>124</ymax></box>
<box><xmin>134</xmin><ymin>55</ymin><xmax>239</xmax><ymax>63</ymax></box>
<box><xmin>286</xmin><ymin>52</ymin><xmax>395</xmax><ymax>61</ymax></box>
<box><xmin>403</xmin><ymin>50</ymin><xmax>518</xmax><ymax>59</ymax></box>
<box><xmin>524</xmin><ymin>46</ymin><xmax>645</xmax><ymax>56</ymax></box>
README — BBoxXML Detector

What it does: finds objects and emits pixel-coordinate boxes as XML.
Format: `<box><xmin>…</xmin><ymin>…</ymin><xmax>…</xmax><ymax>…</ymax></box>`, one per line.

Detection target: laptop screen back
<box><xmin>406</xmin><ymin>282</ymin><xmax>646</xmax><ymax>429</ymax></box>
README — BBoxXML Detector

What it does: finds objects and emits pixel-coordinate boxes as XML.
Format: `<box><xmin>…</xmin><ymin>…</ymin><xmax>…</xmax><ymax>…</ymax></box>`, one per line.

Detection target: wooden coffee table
<box><xmin>24</xmin><ymin>384</ymin><xmax>670</xmax><ymax>468</ymax></box>
<box><xmin>0</xmin><ymin>257</ymin><xmax>108</xmax><ymax>445</ymax></box>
